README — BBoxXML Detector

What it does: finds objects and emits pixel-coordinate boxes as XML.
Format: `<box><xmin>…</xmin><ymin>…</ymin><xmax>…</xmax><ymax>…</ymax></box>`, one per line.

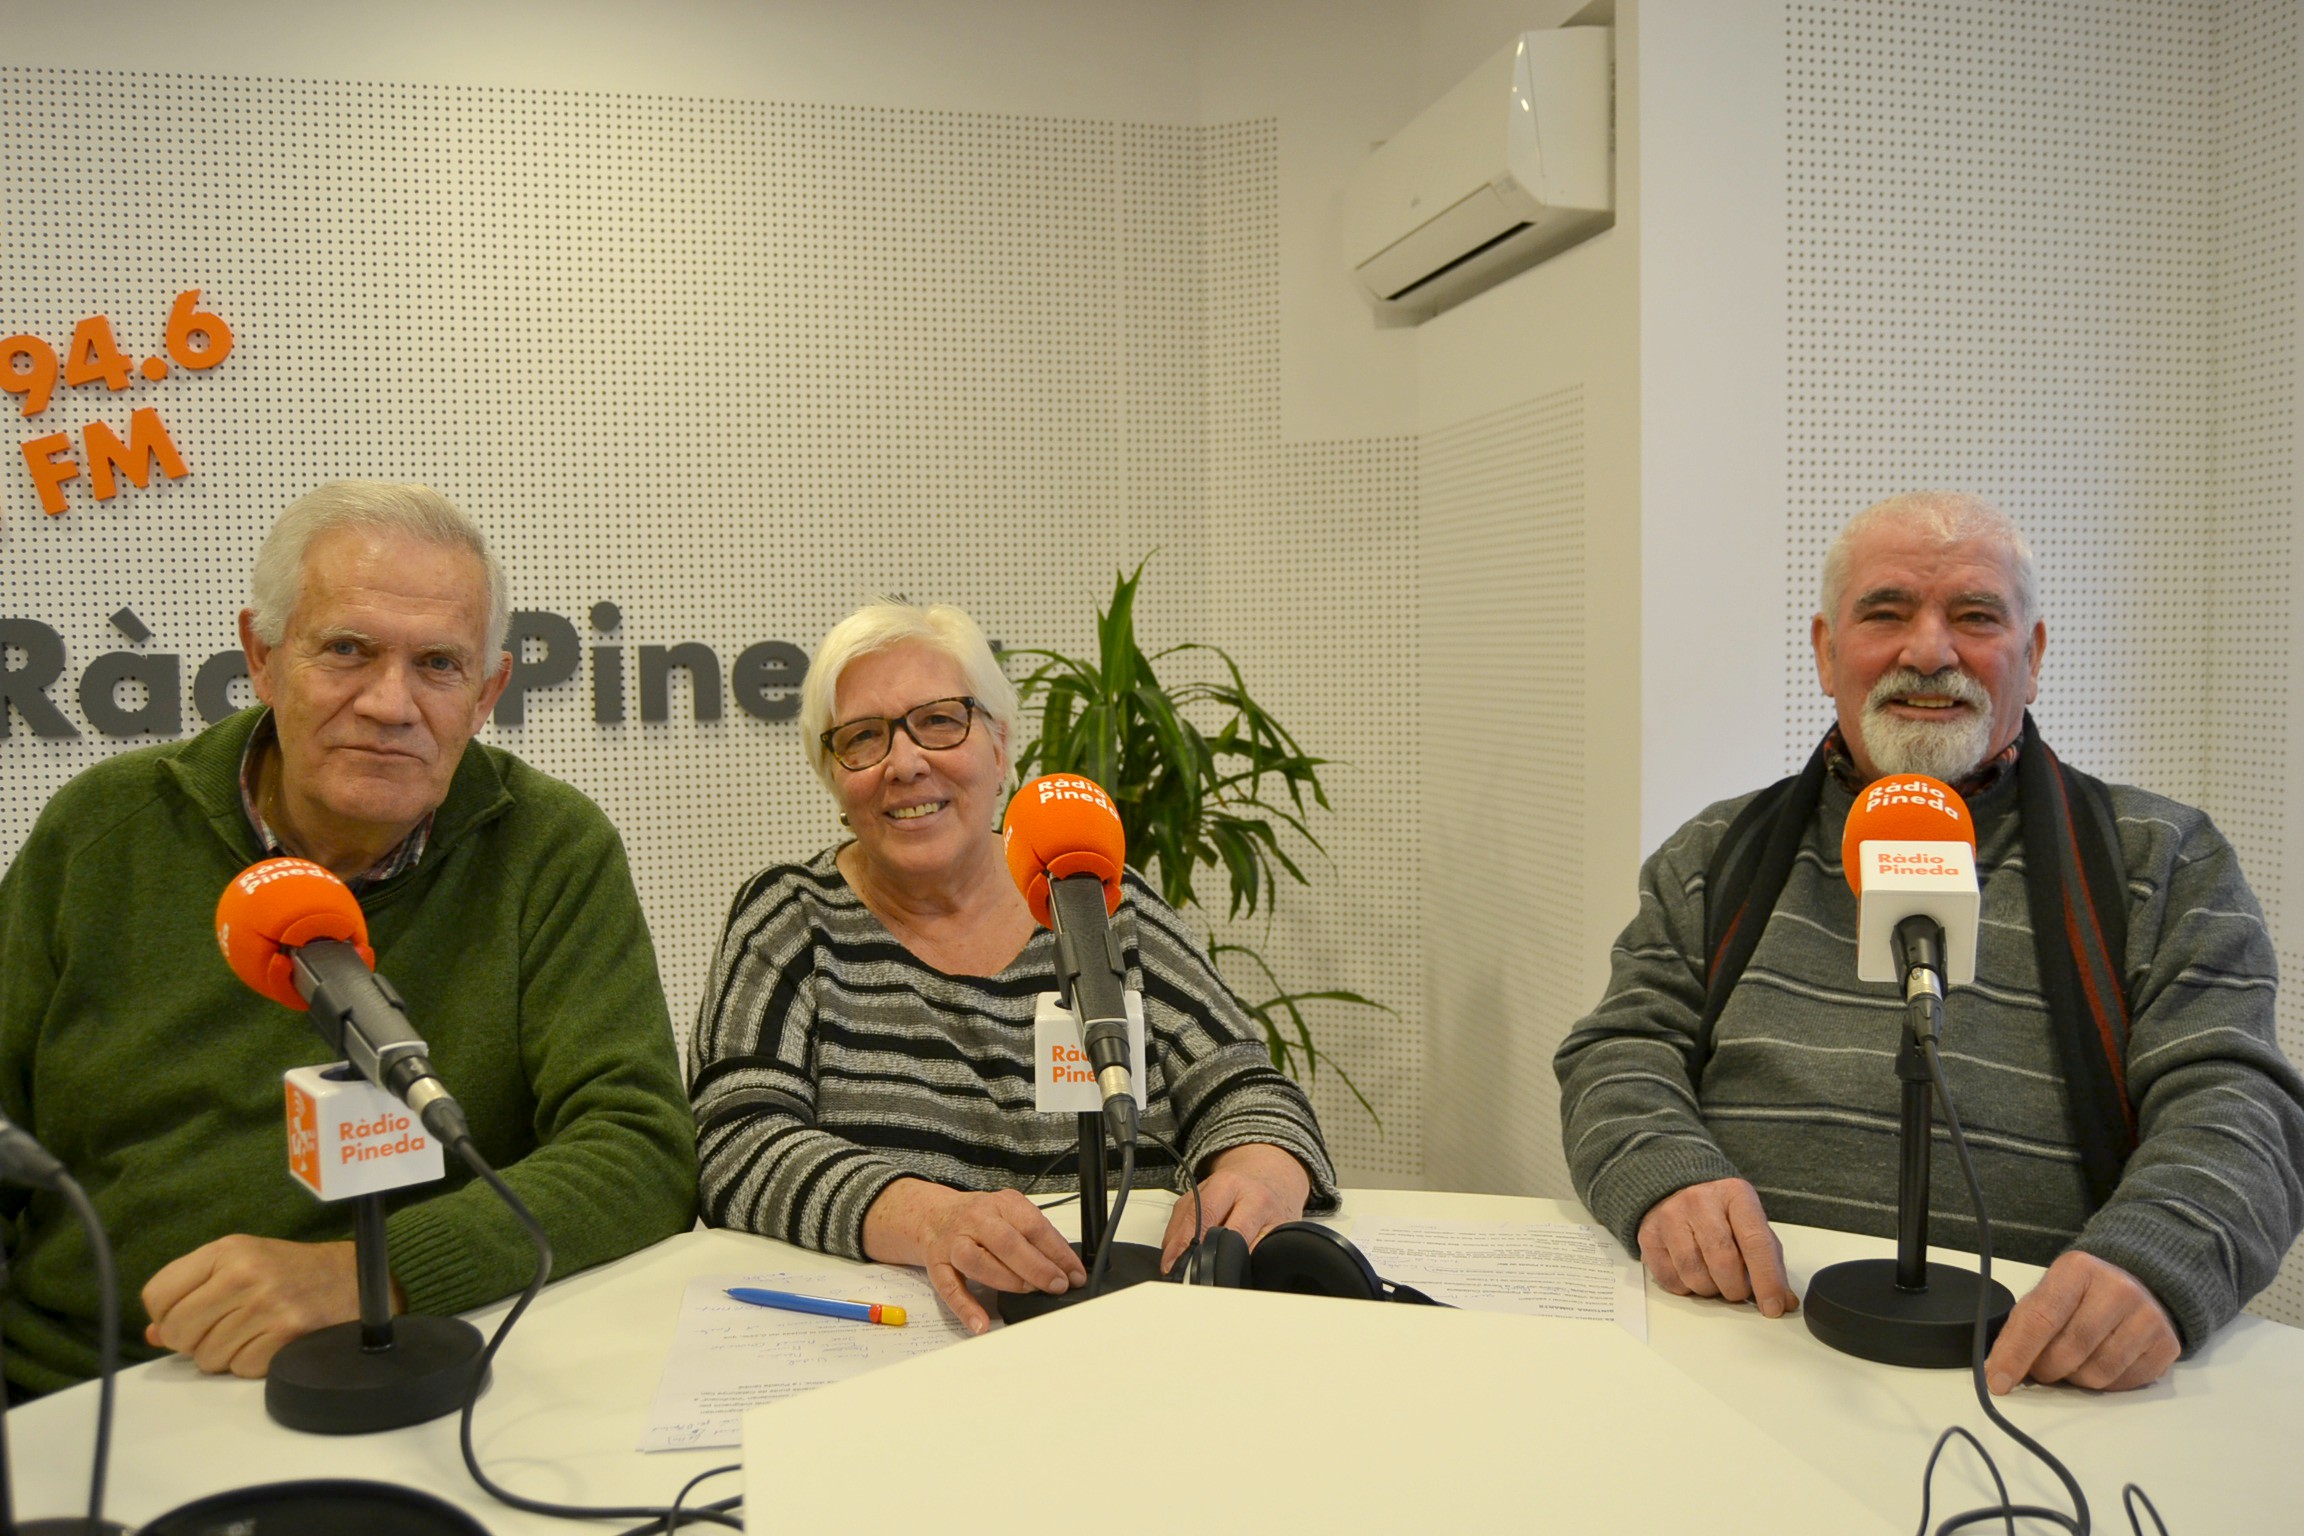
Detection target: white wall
<box><xmin>2</xmin><ymin>1</ymin><xmax>1207</xmax><ymax>120</ymax></box>
<box><xmin>1409</xmin><ymin>0</ymin><xmax>1644</xmax><ymax>1196</ymax></box>
<box><xmin>1636</xmin><ymin>0</ymin><xmax>1791</xmax><ymax>845</ymax></box>
<box><xmin>0</xmin><ymin>0</ymin><xmax>1457</xmax><ymax>1185</ymax></box>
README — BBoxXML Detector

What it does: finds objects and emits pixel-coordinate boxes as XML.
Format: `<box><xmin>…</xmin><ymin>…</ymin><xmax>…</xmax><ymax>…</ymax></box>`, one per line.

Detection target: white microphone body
<box><xmin>1851</xmin><ymin>840</ymin><xmax>1980</xmax><ymax>987</ymax></box>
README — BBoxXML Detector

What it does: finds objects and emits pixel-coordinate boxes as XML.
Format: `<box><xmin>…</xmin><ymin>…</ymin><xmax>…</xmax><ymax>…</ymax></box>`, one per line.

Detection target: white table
<box><xmin>9</xmin><ymin>1190</ymin><xmax>2299</xmax><ymax>1533</ymax></box>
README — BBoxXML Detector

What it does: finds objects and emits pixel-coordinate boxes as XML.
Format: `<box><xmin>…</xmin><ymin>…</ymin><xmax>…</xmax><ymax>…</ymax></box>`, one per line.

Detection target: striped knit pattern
<box><xmin>691</xmin><ymin>848</ymin><xmax>1338</xmax><ymax>1258</ymax></box>
<box><xmin>1556</xmin><ymin>769</ymin><xmax>2304</xmax><ymax>1351</ymax></box>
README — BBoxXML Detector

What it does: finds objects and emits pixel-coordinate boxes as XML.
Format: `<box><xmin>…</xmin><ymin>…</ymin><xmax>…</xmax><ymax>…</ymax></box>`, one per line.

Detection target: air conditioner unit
<box><xmin>1342</xmin><ymin>28</ymin><xmax>1613</xmax><ymax>321</ymax></box>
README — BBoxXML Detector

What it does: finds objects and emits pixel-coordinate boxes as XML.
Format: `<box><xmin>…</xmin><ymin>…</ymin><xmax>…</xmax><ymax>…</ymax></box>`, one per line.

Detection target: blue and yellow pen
<box><xmin>726</xmin><ymin>1286</ymin><xmax>907</xmax><ymax>1327</ymax></box>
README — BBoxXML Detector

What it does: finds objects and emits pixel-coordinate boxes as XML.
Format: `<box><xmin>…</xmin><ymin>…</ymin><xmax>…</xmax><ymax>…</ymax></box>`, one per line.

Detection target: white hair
<box><xmin>249</xmin><ymin>480</ymin><xmax>509</xmax><ymax>654</ymax></box>
<box><xmin>799</xmin><ymin>599</ymin><xmax>1021</xmax><ymax>795</ymax></box>
<box><xmin>1819</xmin><ymin>491</ymin><xmax>2037</xmax><ymax>629</ymax></box>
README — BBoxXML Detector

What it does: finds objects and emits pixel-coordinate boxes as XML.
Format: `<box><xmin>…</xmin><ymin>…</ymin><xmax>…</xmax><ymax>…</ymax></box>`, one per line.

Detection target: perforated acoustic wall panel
<box><xmin>1786</xmin><ymin>0</ymin><xmax>2214</xmax><ymax>787</ymax></box>
<box><xmin>1784</xmin><ymin>2</ymin><xmax>2301</xmax><ymax>1323</ymax></box>
<box><xmin>0</xmin><ymin>75</ymin><xmax>1398</xmax><ymax>1176</ymax></box>
<box><xmin>1421</xmin><ymin>389</ymin><xmax>1586</xmax><ymax>1196</ymax></box>
<box><xmin>1202</xmin><ymin>122</ymin><xmax>1421</xmax><ymax>1174</ymax></box>
<box><xmin>2206</xmin><ymin>0</ymin><xmax>2301</xmax><ymax>1327</ymax></box>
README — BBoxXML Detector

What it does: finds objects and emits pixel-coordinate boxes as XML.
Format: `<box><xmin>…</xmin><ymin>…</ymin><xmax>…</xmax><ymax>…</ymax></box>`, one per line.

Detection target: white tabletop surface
<box><xmin>9</xmin><ymin>1188</ymin><xmax>2299</xmax><ymax>1533</ymax></box>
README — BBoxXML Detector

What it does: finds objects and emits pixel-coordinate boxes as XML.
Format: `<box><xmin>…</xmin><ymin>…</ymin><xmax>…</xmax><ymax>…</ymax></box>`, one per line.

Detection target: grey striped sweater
<box><xmin>690</xmin><ymin>847</ymin><xmax>1339</xmax><ymax>1257</ymax></box>
<box><xmin>1555</xmin><ymin>768</ymin><xmax>2304</xmax><ymax>1350</ymax></box>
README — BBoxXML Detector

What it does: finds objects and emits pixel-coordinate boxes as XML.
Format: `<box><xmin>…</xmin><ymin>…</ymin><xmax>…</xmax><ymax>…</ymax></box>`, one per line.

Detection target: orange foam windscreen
<box><xmin>215</xmin><ymin>857</ymin><xmax>374</xmax><ymax>1010</ymax></box>
<box><xmin>1003</xmin><ymin>774</ymin><xmax>1126</xmax><ymax>928</ymax></box>
<box><xmin>1841</xmin><ymin>775</ymin><xmax>1976</xmax><ymax>896</ymax></box>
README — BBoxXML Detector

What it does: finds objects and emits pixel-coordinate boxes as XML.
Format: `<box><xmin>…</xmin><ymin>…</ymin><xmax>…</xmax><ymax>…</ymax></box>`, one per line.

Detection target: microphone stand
<box><xmin>264</xmin><ymin>1192</ymin><xmax>486</xmax><ymax>1434</ymax></box>
<box><xmin>1806</xmin><ymin>916</ymin><xmax>2014</xmax><ymax>1368</ymax></box>
<box><xmin>1077</xmin><ymin>1111</ymin><xmax>1109</xmax><ymax>1259</ymax></box>
<box><xmin>998</xmin><ymin>949</ymin><xmax>1168</xmax><ymax>1324</ymax></box>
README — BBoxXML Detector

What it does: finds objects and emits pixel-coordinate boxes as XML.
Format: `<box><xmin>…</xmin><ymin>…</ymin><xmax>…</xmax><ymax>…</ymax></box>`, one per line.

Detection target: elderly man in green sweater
<box><xmin>1557</xmin><ymin>491</ymin><xmax>2304</xmax><ymax>1397</ymax></box>
<box><xmin>0</xmin><ymin>480</ymin><xmax>697</xmax><ymax>1397</ymax></box>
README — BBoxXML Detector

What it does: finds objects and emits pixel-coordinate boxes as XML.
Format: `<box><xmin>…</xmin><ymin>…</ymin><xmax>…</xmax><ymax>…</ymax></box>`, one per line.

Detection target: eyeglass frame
<box><xmin>818</xmin><ymin>695</ymin><xmax>985</xmax><ymax>772</ymax></box>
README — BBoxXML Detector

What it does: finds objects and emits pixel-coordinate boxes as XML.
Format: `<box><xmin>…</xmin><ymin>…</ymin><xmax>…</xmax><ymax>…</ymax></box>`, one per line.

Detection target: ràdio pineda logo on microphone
<box><xmin>1034</xmin><ymin>775</ymin><xmax>1114</xmax><ymax>813</ymax></box>
<box><xmin>1863</xmin><ymin>777</ymin><xmax>1962</xmax><ymax>820</ymax></box>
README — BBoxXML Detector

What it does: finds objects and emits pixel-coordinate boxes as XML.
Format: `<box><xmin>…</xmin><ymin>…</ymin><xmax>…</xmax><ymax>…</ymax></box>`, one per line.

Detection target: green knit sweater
<box><xmin>0</xmin><ymin>708</ymin><xmax>698</xmax><ymax>1395</ymax></box>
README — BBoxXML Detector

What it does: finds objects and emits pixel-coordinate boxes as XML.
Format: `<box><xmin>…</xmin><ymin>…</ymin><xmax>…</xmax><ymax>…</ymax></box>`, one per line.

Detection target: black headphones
<box><xmin>1237</xmin><ymin>1221</ymin><xmax>1443</xmax><ymax>1304</ymax></box>
<box><xmin>1173</xmin><ymin>1216</ymin><xmax>1445</xmax><ymax>1303</ymax></box>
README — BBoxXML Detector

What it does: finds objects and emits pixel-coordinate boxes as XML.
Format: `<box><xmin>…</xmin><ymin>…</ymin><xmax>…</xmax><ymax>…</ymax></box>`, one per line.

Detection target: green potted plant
<box><xmin>1008</xmin><ymin>562</ymin><xmax>1381</xmax><ymax>1123</ymax></box>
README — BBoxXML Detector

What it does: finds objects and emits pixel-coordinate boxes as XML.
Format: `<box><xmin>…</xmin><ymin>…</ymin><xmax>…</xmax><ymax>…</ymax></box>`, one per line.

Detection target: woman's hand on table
<box><xmin>1159</xmin><ymin>1143</ymin><xmax>1313</xmax><ymax>1272</ymax></box>
<box><xmin>865</xmin><ymin>1180</ymin><xmax>1087</xmax><ymax>1335</ymax></box>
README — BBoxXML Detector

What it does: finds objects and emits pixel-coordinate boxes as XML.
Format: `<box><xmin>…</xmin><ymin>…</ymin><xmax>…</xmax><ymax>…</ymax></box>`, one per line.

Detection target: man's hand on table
<box><xmin>1636</xmin><ymin>1177</ymin><xmax>1799</xmax><ymax>1318</ymax></box>
<box><xmin>1158</xmin><ymin>1142</ymin><xmax>1313</xmax><ymax>1273</ymax></box>
<box><xmin>141</xmin><ymin>1235</ymin><xmax>384</xmax><ymax>1377</ymax></box>
<box><xmin>1987</xmin><ymin>1249</ymin><xmax>2180</xmax><ymax>1394</ymax></box>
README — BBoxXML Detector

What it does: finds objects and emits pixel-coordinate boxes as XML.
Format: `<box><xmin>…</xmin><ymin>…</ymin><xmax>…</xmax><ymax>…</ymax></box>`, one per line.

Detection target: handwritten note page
<box><xmin>640</xmin><ymin>1270</ymin><xmax>977</xmax><ymax>1452</ymax></box>
<box><xmin>1351</xmin><ymin>1218</ymin><xmax>1649</xmax><ymax>1342</ymax></box>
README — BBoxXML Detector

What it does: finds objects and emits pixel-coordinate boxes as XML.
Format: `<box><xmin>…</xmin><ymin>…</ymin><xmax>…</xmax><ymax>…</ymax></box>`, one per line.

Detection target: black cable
<box><xmin>1914</xmin><ymin>1426</ymin><xmax>2016</xmax><ymax>1536</ymax></box>
<box><xmin>1078</xmin><ymin>1113</ymin><xmax>1208</xmax><ymax>1295</ymax></box>
<box><xmin>1136</xmin><ymin>1129</ymin><xmax>1203</xmax><ymax>1273</ymax></box>
<box><xmin>1914</xmin><ymin>1033</ymin><xmax>2089</xmax><ymax>1535</ymax></box>
<box><xmin>2120</xmin><ymin>1487</ymin><xmax>2167</xmax><ymax>1536</ymax></box>
<box><xmin>608</xmin><ymin>1493</ymin><xmax>744</xmax><ymax>1536</ymax></box>
<box><xmin>53</xmin><ymin>1172</ymin><xmax>118</xmax><ymax>1529</ymax></box>
<box><xmin>663</xmin><ymin>1463</ymin><xmax>742</xmax><ymax>1532</ymax></box>
<box><xmin>1161</xmin><ymin>1133</ymin><xmax>1205</xmax><ymax>1249</ymax></box>
<box><xmin>446</xmin><ymin>1134</ymin><xmax>744</xmax><ymax>1529</ymax></box>
<box><xmin>1913</xmin><ymin>1035</ymin><xmax>2165</xmax><ymax>1536</ymax></box>
<box><xmin>1085</xmin><ymin>1137</ymin><xmax>1134</xmax><ymax>1297</ymax></box>
<box><xmin>1027</xmin><ymin>1139</ymin><xmax>1083</xmax><ymax>1214</ymax></box>
<box><xmin>1136</xmin><ymin>1041</ymin><xmax>1206</xmax><ymax>1270</ymax></box>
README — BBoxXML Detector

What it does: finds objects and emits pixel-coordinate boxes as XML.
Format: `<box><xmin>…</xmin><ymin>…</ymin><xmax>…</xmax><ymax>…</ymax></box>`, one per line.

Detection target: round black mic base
<box><xmin>264</xmin><ymin>1315</ymin><xmax>487</xmax><ymax>1435</ymax></box>
<box><xmin>12</xmin><ymin>1519</ymin><xmax>133</xmax><ymax>1535</ymax></box>
<box><xmin>997</xmin><ymin>1241</ymin><xmax>1168</xmax><ymax>1324</ymax></box>
<box><xmin>1804</xmin><ymin>1257</ymin><xmax>2014</xmax><ymax>1369</ymax></box>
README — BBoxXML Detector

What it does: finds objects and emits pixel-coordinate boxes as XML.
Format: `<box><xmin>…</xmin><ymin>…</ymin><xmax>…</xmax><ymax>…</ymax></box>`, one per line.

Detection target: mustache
<box><xmin>1863</xmin><ymin>667</ymin><xmax>1991</xmax><ymax>714</ymax></box>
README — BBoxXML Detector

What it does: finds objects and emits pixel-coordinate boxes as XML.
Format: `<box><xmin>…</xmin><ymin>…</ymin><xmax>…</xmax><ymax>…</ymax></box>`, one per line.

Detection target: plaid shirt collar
<box><xmin>1824</xmin><ymin>721</ymin><xmax>2021</xmax><ymax>801</ymax></box>
<box><xmin>237</xmin><ymin>711</ymin><xmax>431</xmax><ymax>892</ymax></box>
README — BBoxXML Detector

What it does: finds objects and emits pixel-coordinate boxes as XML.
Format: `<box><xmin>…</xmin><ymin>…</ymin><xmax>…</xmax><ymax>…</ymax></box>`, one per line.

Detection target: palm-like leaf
<box><xmin>1011</xmin><ymin>560</ymin><xmax>1381</xmax><ymax>1124</ymax></box>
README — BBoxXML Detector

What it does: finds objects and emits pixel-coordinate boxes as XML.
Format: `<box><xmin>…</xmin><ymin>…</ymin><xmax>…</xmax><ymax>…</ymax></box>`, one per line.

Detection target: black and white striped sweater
<box><xmin>691</xmin><ymin>847</ymin><xmax>1339</xmax><ymax>1257</ymax></box>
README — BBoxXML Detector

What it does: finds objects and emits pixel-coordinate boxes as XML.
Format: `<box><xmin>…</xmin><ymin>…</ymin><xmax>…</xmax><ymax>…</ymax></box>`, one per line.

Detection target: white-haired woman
<box><xmin>689</xmin><ymin>600</ymin><xmax>1337</xmax><ymax>1332</ymax></box>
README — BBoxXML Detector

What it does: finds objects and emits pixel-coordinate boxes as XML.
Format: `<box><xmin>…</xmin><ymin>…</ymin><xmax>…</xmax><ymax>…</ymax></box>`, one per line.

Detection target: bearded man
<box><xmin>1555</xmin><ymin>491</ymin><xmax>2304</xmax><ymax>1394</ymax></box>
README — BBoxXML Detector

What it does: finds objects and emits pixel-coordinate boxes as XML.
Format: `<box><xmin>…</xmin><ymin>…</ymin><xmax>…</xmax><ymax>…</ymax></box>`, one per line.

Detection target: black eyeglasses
<box><xmin>820</xmin><ymin>696</ymin><xmax>982</xmax><ymax>772</ymax></box>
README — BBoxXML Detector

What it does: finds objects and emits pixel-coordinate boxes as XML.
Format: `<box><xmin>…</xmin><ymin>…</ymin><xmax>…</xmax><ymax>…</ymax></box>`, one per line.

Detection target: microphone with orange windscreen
<box><xmin>215</xmin><ymin>857</ymin><xmax>467</xmax><ymax>1145</ymax></box>
<box><xmin>1004</xmin><ymin>775</ymin><xmax>1135</xmax><ymax>1145</ymax></box>
<box><xmin>215</xmin><ymin>858</ymin><xmax>493</xmax><ymax>1436</ymax></box>
<box><xmin>1003</xmin><ymin>773</ymin><xmax>1125</xmax><ymax>925</ymax></box>
<box><xmin>216</xmin><ymin>856</ymin><xmax>375</xmax><ymax>1007</ymax></box>
<box><xmin>1804</xmin><ymin>779</ymin><xmax>2016</xmax><ymax>1370</ymax></box>
<box><xmin>1841</xmin><ymin>774</ymin><xmax>1980</xmax><ymax>991</ymax></box>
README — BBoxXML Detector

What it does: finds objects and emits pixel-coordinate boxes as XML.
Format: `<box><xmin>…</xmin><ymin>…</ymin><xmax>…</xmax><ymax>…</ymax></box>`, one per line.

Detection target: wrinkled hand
<box><xmin>141</xmin><ymin>1235</ymin><xmax>374</xmax><ymax>1378</ymax></box>
<box><xmin>1159</xmin><ymin>1143</ymin><xmax>1314</xmax><ymax>1273</ymax></box>
<box><xmin>1986</xmin><ymin>1250</ymin><xmax>2179</xmax><ymax>1394</ymax></box>
<box><xmin>863</xmin><ymin>1181</ymin><xmax>1087</xmax><ymax>1335</ymax></box>
<box><xmin>1635</xmin><ymin>1177</ymin><xmax>1797</xmax><ymax>1318</ymax></box>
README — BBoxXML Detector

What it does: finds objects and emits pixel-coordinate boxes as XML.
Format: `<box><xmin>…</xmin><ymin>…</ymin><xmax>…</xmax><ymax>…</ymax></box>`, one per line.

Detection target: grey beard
<box><xmin>1857</xmin><ymin>669</ymin><xmax>1996</xmax><ymax>780</ymax></box>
